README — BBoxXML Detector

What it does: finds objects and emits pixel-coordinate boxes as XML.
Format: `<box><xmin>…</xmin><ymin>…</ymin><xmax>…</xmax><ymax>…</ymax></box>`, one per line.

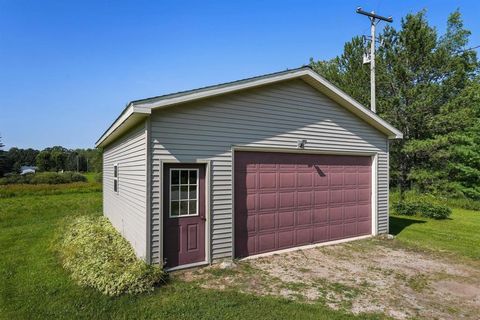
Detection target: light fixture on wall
<box><xmin>297</xmin><ymin>139</ymin><xmax>307</xmax><ymax>149</ymax></box>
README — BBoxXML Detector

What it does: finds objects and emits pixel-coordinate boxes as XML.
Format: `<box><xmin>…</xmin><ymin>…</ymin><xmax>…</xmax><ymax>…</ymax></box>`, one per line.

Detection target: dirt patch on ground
<box><xmin>178</xmin><ymin>239</ymin><xmax>480</xmax><ymax>319</ymax></box>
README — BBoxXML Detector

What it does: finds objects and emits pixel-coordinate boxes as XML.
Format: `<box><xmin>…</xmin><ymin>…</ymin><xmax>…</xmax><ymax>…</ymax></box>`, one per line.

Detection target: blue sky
<box><xmin>1</xmin><ymin>0</ymin><xmax>479</xmax><ymax>149</ymax></box>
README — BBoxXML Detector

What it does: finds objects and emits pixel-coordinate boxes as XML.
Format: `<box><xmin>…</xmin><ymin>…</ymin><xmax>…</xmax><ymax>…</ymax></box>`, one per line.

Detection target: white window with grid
<box><xmin>169</xmin><ymin>169</ymin><xmax>198</xmax><ymax>217</ymax></box>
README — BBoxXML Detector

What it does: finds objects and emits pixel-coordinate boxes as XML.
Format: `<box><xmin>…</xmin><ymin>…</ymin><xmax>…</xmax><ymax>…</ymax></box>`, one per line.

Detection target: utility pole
<box><xmin>356</xmin><ymin>7</ymin><xmax>392</xmax><ymax>113</ymax></box>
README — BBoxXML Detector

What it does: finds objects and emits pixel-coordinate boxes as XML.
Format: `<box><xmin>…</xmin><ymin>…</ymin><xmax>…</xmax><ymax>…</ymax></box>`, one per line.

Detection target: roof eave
<box><xmin>95</xmin><ymin>105</ymin><xmax>151</xmax><ymax>148</ymax></box>
<box><xmin>96</xmin><ymin>67</ymin><xmax>403</xmax><ymax>148</ymax></box>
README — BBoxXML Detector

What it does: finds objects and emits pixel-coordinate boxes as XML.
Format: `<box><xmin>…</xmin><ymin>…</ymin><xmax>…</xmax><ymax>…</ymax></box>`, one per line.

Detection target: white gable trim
<box><xmin>96</xmin><ymin>68</ymin><xmax>402</xmax><ymax>147</ymax></box>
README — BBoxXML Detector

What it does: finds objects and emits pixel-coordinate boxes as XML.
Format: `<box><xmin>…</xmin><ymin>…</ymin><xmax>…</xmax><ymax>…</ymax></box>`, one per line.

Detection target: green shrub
<box><xmin>390</xmin><ymin>189</ymin><xmax>480</xmax><ymax>211</ymax></box>
<box><xmin>393</xmin><ymin>200</ymin><xmax>451</xmax><ymax>219</ymax></box>
<box><xmin>0</xmin><ymin>173</ymin><xmax>32</xmax><ymax>185</ymax></box>
<box><xmin>419</xmin><ymin>203</ymin><xmax>452</xmax><ymax>219</ymax></box>
<box><xmin>58</xmin><ymin>216</ymin><xmax>166</xmax><ymax>296</ymax></box>
<box><xmin>393</xmin><ymin>202</ymin><xmax>418</xmax><ymax>216</ymax></box>
<box><xmin>0</xmin><ymin>171</ymin><xmax>87</xmax><ymax>185</ymax></box>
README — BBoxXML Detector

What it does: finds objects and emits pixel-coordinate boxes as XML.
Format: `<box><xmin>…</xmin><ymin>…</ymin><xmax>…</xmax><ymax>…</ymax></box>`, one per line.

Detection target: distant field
<box><xmin>0</xmin><ymin>182</ymin><xmax>101</xmax><ymax>198</ymax></box>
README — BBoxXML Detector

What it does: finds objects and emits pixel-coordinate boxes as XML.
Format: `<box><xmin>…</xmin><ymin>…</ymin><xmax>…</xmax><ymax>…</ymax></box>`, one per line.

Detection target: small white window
<box><xmin>169</xmin><ymin>169</ymin><xmax>198</xmax><ymax>217</ymax></box>
<box><xmin>113</xmin><ymin>164</ymin><xmax>119</xmax><ymax>193</ymax></box>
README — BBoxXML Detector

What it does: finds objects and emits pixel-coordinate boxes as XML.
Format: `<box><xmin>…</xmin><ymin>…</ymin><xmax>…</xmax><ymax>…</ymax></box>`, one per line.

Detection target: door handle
<box><xmin>201</xmin><ymin>217</ymin><xmax>207</xmax><ymax>221</ymax></box>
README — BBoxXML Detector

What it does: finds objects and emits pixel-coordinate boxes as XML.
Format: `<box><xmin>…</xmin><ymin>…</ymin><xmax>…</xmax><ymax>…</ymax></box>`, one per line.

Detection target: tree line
<box><xmin>0</xmin><ymin>140</ymin><xmax>102</xmax><ymax>177</ymax></box>
<box><xmin>310</xmin><ymin>10</ymin><xmax>480</xmax><ymax>200</ymax></box>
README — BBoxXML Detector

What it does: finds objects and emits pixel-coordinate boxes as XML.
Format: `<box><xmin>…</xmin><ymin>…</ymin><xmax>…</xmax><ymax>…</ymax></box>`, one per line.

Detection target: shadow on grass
<box><xmin>389</xmin><ymin>216</ymin><xmax>426</xmax><ymax>236</ymax></box>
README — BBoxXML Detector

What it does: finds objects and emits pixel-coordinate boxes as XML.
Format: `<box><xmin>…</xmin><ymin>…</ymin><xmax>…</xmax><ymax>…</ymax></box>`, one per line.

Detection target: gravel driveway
<box><xmin>179</xmin><ymin>238</ymin><xmax>480</xmax><ymax>319</ymax></box>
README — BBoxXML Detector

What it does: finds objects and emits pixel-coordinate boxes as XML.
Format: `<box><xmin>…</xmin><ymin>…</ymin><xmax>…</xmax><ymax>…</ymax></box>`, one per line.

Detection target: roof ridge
<box><xmin>130</xmin><ymin>65</ymin><xmax>311</xmax><ymax>106</ymax></box>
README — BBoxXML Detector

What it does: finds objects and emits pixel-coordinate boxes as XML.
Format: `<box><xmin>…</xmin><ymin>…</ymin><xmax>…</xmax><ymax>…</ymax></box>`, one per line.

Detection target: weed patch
<box><xmin>57</xmin><ymin>216</ymin><xmax>166</xmax><ymax>296</ymax></box>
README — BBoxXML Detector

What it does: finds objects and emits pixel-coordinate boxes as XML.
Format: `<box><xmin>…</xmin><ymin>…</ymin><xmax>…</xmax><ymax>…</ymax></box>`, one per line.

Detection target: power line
<box><xmin>457</xmin><ymin>45</ymin><xmax>480</xmax><ymax>53</ymax></box>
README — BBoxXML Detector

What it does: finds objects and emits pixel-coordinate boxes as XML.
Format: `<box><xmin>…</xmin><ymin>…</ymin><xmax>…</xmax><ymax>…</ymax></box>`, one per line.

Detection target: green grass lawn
<box><xmin>0</xmin><ymin>185</ymin><xmax>384</xmax><ymax>320</ymax></box>
<box><xmin>390</xmin><ymin>208</ymin><xmax>480</xmax><ymax>260</ymax></box>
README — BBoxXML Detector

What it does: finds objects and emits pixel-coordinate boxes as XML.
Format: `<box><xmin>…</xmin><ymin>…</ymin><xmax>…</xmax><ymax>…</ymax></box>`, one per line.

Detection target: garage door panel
<box><xmin>278</xmin><ymin>211</ymin><xmax>295</xmax><ymax>228</ymax></box>
<box><xmin>314</xmin><ymin>191</ymin><xmax>328</xmax><ymax>205</ymax></box>
<box><xmin>258</xmin><ymin>213</ymin><xmax>276</xmax><ymax>231</ymax></box>
<box><xmin>258</xmin><ymin>233</ymin><xmax>276</xmax><ymax>252</ymax></box>
<box><xmin>344</xmin><ymin>206</ymin><xmax>357</xmax><ymax>219</ymax></box>
<box><xmin>246</xmin><ymin>173</ymin><xmax>256</xmax><ymax>189</ymax></box>
<box><xmin>235</xmin><ymin>151</ymin><xmax>372</xmax><ymax>258</ymax></box>
<box><xmin>259</xmin><ymin>163</ymin><xmax>276</xmax><ymax>169</ymax></box>
<box><xmin>313</xmin><ymin>226</ymin><xmax>329</xmax><ymax>242</ymax></box>
<box><xmin>278</xmin><ymin>230</ymin><xmax>295</xmax><ymax>248</ymax></box>
<box><xmin>247</xmin><ymin>236</ymin><xmax>256</xmax><ymax>254</ymax></box>
<box><xmin>330</xmin><ymin>173</ymin><xmax>344</xmax><ymax>186</ymax></box>
<box><xmin>344</xmin><ymin>222</ymin><xmax>358</xmax><ymax>237</ymax></box>
<box><xmin>295</xmin><ymin>228</ymin><xmax>312</xmax><ymax>246</ymax></box>
<box><xmin>344</xmin><ymin>189</ymin><xmax>357</xmax><ymax>203</ymax></box>
<box><xmin>357</xmin><ymin>221</ymin><xmax>371</xmax><ymax>234</ymax></box>
<box><xmin>358</xmin><ymin>188</ymin><xmax>370</xmax><ymax>202</ymax></box>
<box><xmin>259</xmin><ymin>193</ymin><xmax>277</xmax><ymax>210</ymax></box>
<box><xmin>330</xmin><ymin>190</ymin><xmax>343</xmax><ymax>204</ymax></box>
<box><xmin>329</xmin><ymin>224</ymin><xmax>344</xmax><ymax>240</ymax></box>
<box><xmin>296</xmin><ymin>209</ymin><xmax>312</xmax><ymax>226</ymax></box>
<box><xmin>313</xmin><ymin>208</ymin><xmax>328</xmax><ymax>223</ymax></box>
<box><xmin>297</xmin><ymin>172</ymin><xmax>313</xmax><ymax>187</ymax></box>
<box><xmin>298</xmin><ymin>191</ymin><xmax>313</xmax><ymax>207</ymax></box>
<box><xmin>358</xmin><ymin>173</ymin><xmax>371</xmax><ymax>186</ymax></box>
<box><xmin>279</xmin><ymin>192</ymin><xmax>295</xmax><ymax>208</ymax></box>
<box><xmin>345</xmin><ymin>173</ymin><xmax>358</xmax><ymax>185</ymax></box>
<box><xmin>314</xmin><ymin>172</ymin><xmax>328</xmax><ymax>186</ymax></box>
<box><xmin>329</xmin><ymin>207</ymin><xmax>343</xmax><ymax>222</ymax></box>
<box><xmin>246</xmin><ymin>194</ymin><xmax>256</xmax><ymax>210</ymax></box>
<box><xmin>279</xmin><ymin>172</ymin><xmax>295</xmax><ymax>188</ymax></box>
<box><xmin>357</xmin><ymin>204</ymin><xmax>371</xmax><ymax>218</ymax></box>
<box><xmin>246</xmin><ymin>215</ymin><xmax>256</xmax><ymax>232</ymax></box>
<box><xmin>259</xmin><ymin>172</ymin><xmax>277</xmax><ymax>189</ymax></box>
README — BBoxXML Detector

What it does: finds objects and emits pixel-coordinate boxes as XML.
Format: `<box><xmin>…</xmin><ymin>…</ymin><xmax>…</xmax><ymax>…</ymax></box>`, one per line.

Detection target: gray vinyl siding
<box><xmin>149</xmin><ymin>79</ymin><xmax>389</xmax><ymax>263</ymax></box>
<box><xmin>103</xmin><ymin>122</ymin><xmax>147</xmax><ymax>259</ymax></box>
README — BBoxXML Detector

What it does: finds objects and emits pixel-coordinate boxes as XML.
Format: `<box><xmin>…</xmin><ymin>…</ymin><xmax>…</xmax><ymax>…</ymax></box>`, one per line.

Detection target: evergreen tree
<box><xmin>310</xmin><ymin>10</ymin><xmax>479</xmax><ymax>199</ymax></box>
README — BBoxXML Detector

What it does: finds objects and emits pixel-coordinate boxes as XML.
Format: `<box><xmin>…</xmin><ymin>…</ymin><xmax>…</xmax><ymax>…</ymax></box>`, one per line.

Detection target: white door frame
<box><xmin>159</xmin><ymin>159</ymin><xmax>211</xmax><ymax>271</ymax></box>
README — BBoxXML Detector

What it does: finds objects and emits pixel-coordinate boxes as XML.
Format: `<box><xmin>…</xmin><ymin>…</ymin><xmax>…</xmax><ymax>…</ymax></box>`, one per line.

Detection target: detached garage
<box><xmin>96</xmin><ymin>66</ymin><xmax>402</xmax><ymax>270</ymax></box>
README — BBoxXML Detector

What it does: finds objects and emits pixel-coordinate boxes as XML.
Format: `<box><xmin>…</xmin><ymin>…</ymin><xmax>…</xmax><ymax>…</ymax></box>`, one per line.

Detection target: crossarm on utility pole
<box><xmin>356</xmin><ymin>7</ymin><xmax>393</xmax><ymax>113</ymax></box>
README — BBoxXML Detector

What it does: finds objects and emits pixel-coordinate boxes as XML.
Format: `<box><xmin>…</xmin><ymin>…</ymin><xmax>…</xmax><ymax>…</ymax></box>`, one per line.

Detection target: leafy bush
<box><xmin>58</xmin><ymin>216</ymin><xmax>166</xmax><ymax>296</ymax></box>
<box><xmin>0</xmin><ymin>173</ymin><xmax>32</xmax><ymax>184</ymax></box>
<box><xmin>419</xmin><ymin>203</ymin><xmax>452</xmax><ymax>219</ymax></box>
<box><xmin>393</xmin><ymin>200</ymin><xmax>451</xmax><ymax>219</ymax></box>
<box><xmin>0</xmin><ymin>171</ymin><xmax>87</xmax><ymax>185</ymax></box>
<box><xmin>393</xmin><ymin>201</ymin><xmax>418</xmax><ymax>216</ymax></box>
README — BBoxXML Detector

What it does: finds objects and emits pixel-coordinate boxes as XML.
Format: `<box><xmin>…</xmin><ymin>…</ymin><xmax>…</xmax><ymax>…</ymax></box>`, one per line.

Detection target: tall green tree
<box><xmin>5</xmin><ymin>147</ymin><xmax>39</xmax><ymax>172</ymax></box>
<box><xmin>310</xmin><ymin>10</ymin><xmax>479</xmax><ymax>199</ymax></box>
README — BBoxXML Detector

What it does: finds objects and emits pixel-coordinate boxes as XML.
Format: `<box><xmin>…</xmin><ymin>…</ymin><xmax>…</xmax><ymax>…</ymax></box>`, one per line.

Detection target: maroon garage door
<box><xmin>234</xmin><ymin>151</ymin><xmax>372</xmax><ymax>258</ymax></box>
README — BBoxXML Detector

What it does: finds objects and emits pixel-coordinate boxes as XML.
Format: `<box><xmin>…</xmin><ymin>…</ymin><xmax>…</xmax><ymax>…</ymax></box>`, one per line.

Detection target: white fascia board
<box><xmin>302</xmin><ymin>71</ymin><xmax>403</xmax><ymax>139</ymax></box>
<box><xmin>133</xmin><ymin>69</ymin><xmax>402</xmax><ymax>139</ymax></box>
<box><xmin>133</xmin><ymin>69</ymin><xmax>312</xmax><ymax>110</ymax></box>
<box><xmin>95</xmin><ymin>105</ymin><xmax>151</xmax><ymax>148</ymax></box>
<box><xmin>97</xmin><ymin>68</ymin><xmax>402</xmax><ymax>147</ymax></box>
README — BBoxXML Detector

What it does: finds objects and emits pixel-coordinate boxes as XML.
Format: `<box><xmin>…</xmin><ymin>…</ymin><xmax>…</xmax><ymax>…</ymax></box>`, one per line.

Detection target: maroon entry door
<box><xmin>234</xmin><ymin>151</ymin><xmax>372</xmax><ymax>258</ymax></box>
<box><xmin>163</xmin><ymin>164</ymin><xmax>206</xmax><ymax>268</ymax></box>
